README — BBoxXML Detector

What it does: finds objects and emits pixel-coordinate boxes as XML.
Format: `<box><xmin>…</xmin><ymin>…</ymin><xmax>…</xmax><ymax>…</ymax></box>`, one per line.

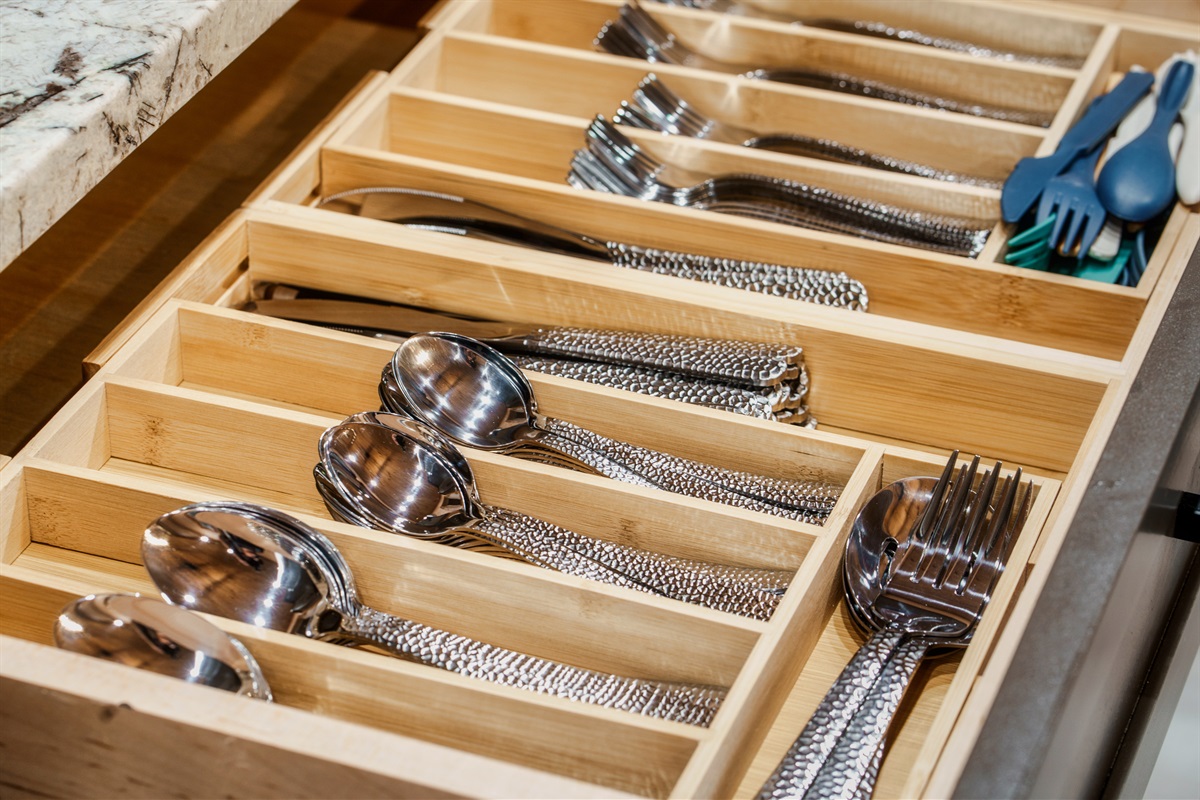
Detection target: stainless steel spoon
<box><xmin>317</xmin><ymin>419</ymin><xmax>791</xmax><ymax>619</ymax></box>
<box><xmin>389</xmin><ymin>332</ymin><xmax>840</xmax><ymax>521</ymax></box>
<box><xmin>54</xmin><ymin>592</ymin><xmax>272</xmax><ymax>700</ymax></box>
<box><xmin>143</xmin><ymin>502</ymin><xmax>728</xmax><ymax>725</ymax></box>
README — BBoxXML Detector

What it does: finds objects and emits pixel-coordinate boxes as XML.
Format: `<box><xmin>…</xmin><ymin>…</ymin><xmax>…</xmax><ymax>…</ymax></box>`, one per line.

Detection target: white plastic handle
<box><xmin>1175</xmin><ymin>50</ymin><xmax>1199</xmax><ymax>205</ymax></box>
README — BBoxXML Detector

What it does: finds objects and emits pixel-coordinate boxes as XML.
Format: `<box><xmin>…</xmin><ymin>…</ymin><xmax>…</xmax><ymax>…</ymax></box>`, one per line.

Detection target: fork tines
<box><xmin>896</xmin><ymin>452</ymin><xmax>1033</xmax><ymax>595</ymax></box>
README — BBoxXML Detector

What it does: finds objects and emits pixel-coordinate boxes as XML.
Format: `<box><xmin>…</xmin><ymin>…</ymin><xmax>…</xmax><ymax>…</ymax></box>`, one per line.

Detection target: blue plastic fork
<box><xmin>1035</xmin><ymin>143</ymin><xmax>1108</xmax><ymax>260</ymax></box>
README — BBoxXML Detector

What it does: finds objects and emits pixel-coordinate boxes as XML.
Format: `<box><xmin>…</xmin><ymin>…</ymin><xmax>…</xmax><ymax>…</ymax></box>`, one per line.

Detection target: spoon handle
<box><xmin>477</xmin><ymin>507</ymin><xmax>789</xmax><ymax>620</ymax></box>
<box><xmin>801</xmin><ymin>636</ymin><xmax>931</xmax><ymax>799</ymax></box>
<box><xmin>340</xmin><ymin>606</ymin><xmax>727</xmax><ymax>726</ymax></box>
<box><xmin>512</xmin><ymin>355</ymin><xmax>787</xmax><ymax>421</ymax></box>
<box><xmin>755</xmin><ymin>629</ymin><xmax>910</xmax><ymax>799</ymax></box>
<box><xmin>540</xmin><ymin>417</ymin><xmax>838</xmax><ymax>522</ymax></box>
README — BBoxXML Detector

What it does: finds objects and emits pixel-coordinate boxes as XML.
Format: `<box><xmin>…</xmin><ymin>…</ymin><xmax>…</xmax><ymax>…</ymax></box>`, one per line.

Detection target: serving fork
<box><xmin>595</xmin><ymin>3</ymin><xmax>1055</xmax><ymax>127</ymax></box>
<box><xmin>570</xmin><ymin>117</ymin><xmax>993</xmax><ymax>257</ymax></box>
<box><xmin>615</xmin><ymin>74</ymin><xmax>1000</xmax><ymax>187</ymax></box>
<box><xmin>758</xmin><ymin>453</ymin><xmax>1033</xmax><ymax>799</ymax></box>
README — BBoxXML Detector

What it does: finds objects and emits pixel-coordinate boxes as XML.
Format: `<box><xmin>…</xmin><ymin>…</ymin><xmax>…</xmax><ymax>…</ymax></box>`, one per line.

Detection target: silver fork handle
<box><xmin>478</xmin><ymin>507</ymin><xmax>786</xmax><ymax>621</ymax></box>
<box><xmin>605</xmin><ymin>242</ymin><xmax>869</xmax><ymax>310</ymax></box>
<box><xmin>542</xmin><ymin>417</ymin><xmax>838</xmax><ymax>522</ymax></box>
<box><xmin>694</xmin><ymin>174</ymin><xmax>991</xmax><ymax>258</ymax></box>
<box><xmin>525</xmin><ymin>326</ymin><xmax>801</xmax><ymax>387</ymax></box>
<box><xmin>339</xmin><ymin>606</ymin><xmax>726</xmax><ymax>726</ymax></box>
<box><xmin>740</xmin><ymin>135</ymin><xmax>1000</xmax><ymax>189</ymax></box>
<box><xmin>747</xmin><ymin>69</ymin><xmax>1054</xmax><ymax>128</ymax></box>
<box><xmin>756</xmin><ymin>629</ymin><xmax>909</xmax><ymax>799</ymax></box>
<box><xmin>803</xmin><ymin>636</ymin><xmax>931</xmax><ymax>799</ymax></box>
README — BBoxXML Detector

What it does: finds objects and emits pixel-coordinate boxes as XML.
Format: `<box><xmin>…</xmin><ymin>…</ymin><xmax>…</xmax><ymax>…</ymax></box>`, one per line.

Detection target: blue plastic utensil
<box><xmin>1002</xmin><ymin>71</ymin><xmax>1155</xmax><ymax>223</ymax></box>
<box><xmin>1036</xmin><ymin>141</ymin><xmax>1107</xmax><ymax>259</ymax></box>
<box><xmin>1096</xmin><ymin>60</ymin><xmax>1195</xmax><ymax>222</ymax></box>
<box><xmin>1118</xmin><ymin>227</ymin><xmax>1149</xmax><ymax>286</ymax></box>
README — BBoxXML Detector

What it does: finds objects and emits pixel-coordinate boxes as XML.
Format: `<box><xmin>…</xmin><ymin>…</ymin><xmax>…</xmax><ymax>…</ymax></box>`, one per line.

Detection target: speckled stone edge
<box><xmin>0</xmin><ymin>0</ymin><xmax>296</xmax><ymax>269</ymax></box>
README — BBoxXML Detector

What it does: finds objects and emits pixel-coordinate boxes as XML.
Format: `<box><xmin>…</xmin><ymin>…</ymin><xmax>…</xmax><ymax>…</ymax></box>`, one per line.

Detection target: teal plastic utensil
<box><xmin>1004</xmin><ymin>215</ymin><xmax>1055</xmax><ymax>271</ymax></box>
<box><xmin>1096</xmin><ymin>60</ymin><xmax>1195</xmax><ymax>222</ymax></box>
<box><xmin>1073</xmin><ymin>239</ymin><xmax>1132</xmax><ymax>283</ymax></box>
<box><xmin>1002</xmin><ymin>71</ymin><xmax>1154</xmax><ymax>223</ymax></box>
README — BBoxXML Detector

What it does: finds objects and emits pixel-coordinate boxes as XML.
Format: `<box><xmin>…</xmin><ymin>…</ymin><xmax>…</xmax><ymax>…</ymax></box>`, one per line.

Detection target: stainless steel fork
<box><xmin>569</xmin><ymin>117</ymin><xmax>993</xmax><ymax>257</ymax></box>
<box><xmin>614</xmin><ymin>74</ymin><xmax>1000</xmax><ymax>187</ymax></box>
<box><xmin>595</xmin><ymin>4</ymin><xmax>1055</xmax><ymax>127</ymax></box>
<box><xmin>757</xmin><ymin>453</ymin><xmax>1033</xmax><ymax>799</ymax></box>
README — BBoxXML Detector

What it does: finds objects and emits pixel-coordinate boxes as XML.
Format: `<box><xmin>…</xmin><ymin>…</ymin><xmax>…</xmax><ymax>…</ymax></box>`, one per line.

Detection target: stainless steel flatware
<box><xmin>316</xmin><ymin>416</ymin><xmax>793</xmax><ymax>619</ymax></box>
<box><xmin>615</xmin><ymin>74</ymin><xmax>1000</xmax><ymax>187</ymax></box>
<box><xmin>246</xmin><ymin>297</ymin><xmax>802</xmax><ymax>387</ymax></box>
<box><xmin>502</xmin><ymin>354</ymin><xmax>810</xmax><ymax>424</ymax></box>
<box><xmin>144</xmin><ymin>501</ymin><xmax>730</xmax><ymax>724</ymax></box>
<box><xmin>757</xmin><ymin>452</ymin><xmax>1032</xmax><ymax>799</ymax></box>
<box><xmin>386</xmin><ymin>333</ymin><xmax>838</xmax><ymax>522</ymax></box>
<box><xmin>571</xmin><ymin>117</ymin><xmax>993</xmax><ymax>257</ymax></box>
<box><xmin>595</xmin><ymin>4</ymin><xmax>1055</xmax><ymax>127</ymax></box>
<box><xmin>55</xmin><ymin>592</ymin><xmax>273</xmax><ymax>700</ymax></box>
<box><xmin>319</xmin><ymin>186</ymin><xmax>868</xmax><ymax>309</ymax></box>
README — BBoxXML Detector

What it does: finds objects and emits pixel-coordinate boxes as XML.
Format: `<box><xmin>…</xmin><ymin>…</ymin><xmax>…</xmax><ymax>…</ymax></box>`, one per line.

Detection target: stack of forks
<box><xmin>569</xmin><ymin>116</ymin><xmax>993</xmax><ymax>257</ymax></box>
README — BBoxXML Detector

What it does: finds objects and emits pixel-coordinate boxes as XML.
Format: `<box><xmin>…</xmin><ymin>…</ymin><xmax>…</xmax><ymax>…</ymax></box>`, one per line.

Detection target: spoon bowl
<box><xmin>143</xmin><ymin>505</ymin><xmax>356</xmax><ymax>637</ymax></box>
<box><xmin>1097</xmin><ymin>60</ymin><xmax>1195</xmax><ymax>222</ymax></box>
<box><xmin>391</xmin><ymin>332</ymin><xmax>537</xmax><ymax>450</ymax></box>
<box><xmin>54</xmin><ymin>592</ymin><xmax>272</xmax><ymax>700</ymax></box>
<box><xmin>318</xmin><ymin>421</ymin><xmax>479</xmax><ymax>536</ymax></box>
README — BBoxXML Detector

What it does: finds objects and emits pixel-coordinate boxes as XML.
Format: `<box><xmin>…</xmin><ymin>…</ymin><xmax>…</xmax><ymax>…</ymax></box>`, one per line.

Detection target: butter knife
<box><xmin>319</xmin><ymin>187</ymin><xmax>869</xmax><ymax>311</ymax></box>
<box><xmin>247</xmin><ymin>297</ymin><xmax>803</xmax><ymax>388</ymax></box>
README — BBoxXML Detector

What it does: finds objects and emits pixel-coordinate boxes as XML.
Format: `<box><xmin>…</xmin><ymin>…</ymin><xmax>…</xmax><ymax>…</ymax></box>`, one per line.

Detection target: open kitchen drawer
<box><xmin>3</xmin><ymin>1</ymin><xmax>1199</xmax><ymax>798</ymax></box>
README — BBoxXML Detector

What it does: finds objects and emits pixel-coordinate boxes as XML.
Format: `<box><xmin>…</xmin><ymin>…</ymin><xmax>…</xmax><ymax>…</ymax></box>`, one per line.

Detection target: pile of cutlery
<box><xmin>247</xmin><ymin>284</ymin><xmax>816</xmax><ymax>425</ymax></box>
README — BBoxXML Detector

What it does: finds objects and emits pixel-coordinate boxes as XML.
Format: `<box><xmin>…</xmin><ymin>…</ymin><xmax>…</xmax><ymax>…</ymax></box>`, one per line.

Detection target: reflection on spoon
<box><xmin>143</xmin><ymin>502</ymin><xmax>727</xmax><ymax>725</ymax></box>
<box><xmin>54</xmin><ymin>593</ymin><xmax>272</xmax><ymax>700</ymax></box>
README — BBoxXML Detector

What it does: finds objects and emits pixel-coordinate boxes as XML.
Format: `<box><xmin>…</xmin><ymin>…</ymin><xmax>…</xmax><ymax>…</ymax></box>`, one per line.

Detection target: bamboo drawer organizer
<box><xmin>2</xmin><ymin>1</ymin><xmax>1198</xmax><ymax>798</ymax></box>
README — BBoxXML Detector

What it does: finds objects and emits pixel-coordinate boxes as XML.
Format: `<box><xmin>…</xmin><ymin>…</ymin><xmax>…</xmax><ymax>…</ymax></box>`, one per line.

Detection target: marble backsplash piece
<box><xmin>0</xmin><ymin>0</ymin><xmax>296</xmax><ymax>268</ymax></box>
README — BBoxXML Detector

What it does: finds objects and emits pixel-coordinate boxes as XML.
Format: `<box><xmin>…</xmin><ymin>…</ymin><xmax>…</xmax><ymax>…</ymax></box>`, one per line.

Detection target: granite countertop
<box><xmin>0</xmin><ymin>0</ymin><xmax>296</xmax><ymax>269</ymax></box>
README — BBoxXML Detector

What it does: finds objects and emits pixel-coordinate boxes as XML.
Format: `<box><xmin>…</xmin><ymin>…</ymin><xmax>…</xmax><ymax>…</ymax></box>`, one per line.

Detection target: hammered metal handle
<box><xmin>469</xmin><ymin>510</ymin><xmax>663</xmax><ymax>595</ymax></box>
<box><xmin>479</xmin><ymin>507</ymin><xmax>788</xmax><ymax>621</ymax></box>
<box><xmin>696</xmin><ymin>174</ymin><xmax>992</xmax><ymax>258</ymax></box>
<box><xmin>749</xmin><ymin>69</ymin><xmax>1055</xmax><ymax>128</ymax></box>
<box><xmin>756</xmin><ymin>629</ymin><xmax>909</xmax><ymax>800</ymax></box>
<box><xmin>803</xmin><ymin>636</ymin><xmax>931</xmax><ymax>799</ymax></box>
<box><xmin>542</xmin><ymin>417</ymin><xmax>838</xmax><ymax>523</ymax></box>
<box><xmin>510</xmin><ymin>355</ymin><xmax>798</xmax><ymax>423</ymax></box>
<box><xmin>339</xmin><ymin>605</ymin><xmax>727</xmax><ymax>726</ymax></box>
<box><xmin>526</xmin><ymin>326</ymin><xmax>801</xmax><ymax>387</ymax></box>
<box><xmin>606</xmin><ymin>242</ymin><xmax>870</xmax><ymax>310</ymax></box>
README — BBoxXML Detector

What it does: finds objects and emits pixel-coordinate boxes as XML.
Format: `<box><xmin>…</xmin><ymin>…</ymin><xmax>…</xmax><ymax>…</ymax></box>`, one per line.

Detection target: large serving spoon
<box><xmin>389</xmin><ymin>332</ymin><xmax>839</xmax><ymax>522</ymax></box>
<box><xmin>1096</xmin><ymin>60</ymin><xmax>1196</xmax><ymax>222</ymax></box>
<box><xmin>54</xmin><ymin>592</ymin><xmax>273</xmax><ymax>700</ymax></box>
<box><xmin>142</xmin><ymin>502</ymin><xmax>726</xmax><ymax>725</ymax></box>
<box><xmin>318</xmin><ymin>418</ymin><xmax>790</xmax><ymax>619</ymax></box>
